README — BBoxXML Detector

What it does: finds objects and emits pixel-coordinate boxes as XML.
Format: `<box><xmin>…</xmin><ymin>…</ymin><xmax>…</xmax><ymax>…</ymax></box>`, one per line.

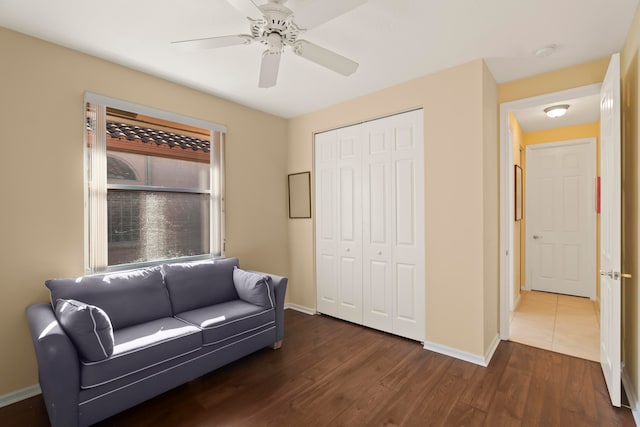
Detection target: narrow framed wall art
<box><xmin>288</xmin><ymin>171</ymin><xmax>311</xmax><ymax>218</ymax></box>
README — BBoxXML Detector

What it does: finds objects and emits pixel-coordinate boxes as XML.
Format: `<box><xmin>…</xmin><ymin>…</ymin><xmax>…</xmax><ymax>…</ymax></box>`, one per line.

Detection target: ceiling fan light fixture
<box><xmin>544</xmin><ymin>104</ymin><xmax>569</xmax><ymax>118</ymax></box>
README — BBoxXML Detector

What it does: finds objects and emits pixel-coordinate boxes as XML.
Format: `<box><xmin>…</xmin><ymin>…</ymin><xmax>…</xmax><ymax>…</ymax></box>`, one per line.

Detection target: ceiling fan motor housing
<box><xmin>251</xmin><ymin>2</ymin><xmax>300</xmax><ymax>51</ymax></box>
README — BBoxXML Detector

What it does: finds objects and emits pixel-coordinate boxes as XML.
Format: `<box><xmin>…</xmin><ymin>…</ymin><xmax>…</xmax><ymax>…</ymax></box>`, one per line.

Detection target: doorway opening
<box><xmin>499</xmin><ymin>83</ymin><xmax>602</xmax><ymax>361</ymax></box>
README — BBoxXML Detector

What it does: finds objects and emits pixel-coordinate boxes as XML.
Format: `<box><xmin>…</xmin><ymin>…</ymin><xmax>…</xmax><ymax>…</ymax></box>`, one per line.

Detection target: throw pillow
<box><xmin>232</xmin><ymin>267</ymin><xmax>273</xmax><ymax>309</ymax></box>
<box><xmin>55</xmin><ymin>299</ymin><xmax>114</xmax><ymax>362</ymax></box>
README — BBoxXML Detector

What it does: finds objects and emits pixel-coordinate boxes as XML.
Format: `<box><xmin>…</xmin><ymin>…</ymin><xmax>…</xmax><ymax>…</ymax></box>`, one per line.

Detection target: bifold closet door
<box><xmin>362</xmin><ymin>110</ymin><xmax>424</xmax><ymax>341</ymax></box>
<box><xmin>315</xmin><ymin>109</ymin><xmax>424</xmax><ymax>342</ymax></box>
<box><xmin>315</xmin><ymin>125</ymin><xmax>363</xmax><ymax>324</ymax></box>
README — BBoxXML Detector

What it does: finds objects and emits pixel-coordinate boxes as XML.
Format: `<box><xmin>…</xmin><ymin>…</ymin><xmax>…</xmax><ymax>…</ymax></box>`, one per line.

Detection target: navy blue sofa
<box><xmin>26</xmin><ymin>257</ymin><xmax>287</xmax><ymax>427</ymax></box>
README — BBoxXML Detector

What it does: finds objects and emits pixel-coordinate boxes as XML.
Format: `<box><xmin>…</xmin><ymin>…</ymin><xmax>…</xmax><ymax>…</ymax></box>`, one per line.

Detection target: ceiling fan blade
<box><xmin>226</xmin><ymin>0</ymin><xmax>263</xmax><ymax>20</ymax></box>
<box><xmin>171</xmin><ymin>34</ymin><xmax>253</xmax><ymax>50</ymax></box>
<box><xmin>293</xmin><ymin>40</ymin><xmax>358</xmax><ymax>76</ymax></box>
<box><xmin>294</xmin><ymin>0</ymin><xmax>367</xmax><ymax>30</ymax></box>
<box><xmin>259</xmin><ymin>50</ymin><xmax>281</xmax><ymax>88</ymax></box>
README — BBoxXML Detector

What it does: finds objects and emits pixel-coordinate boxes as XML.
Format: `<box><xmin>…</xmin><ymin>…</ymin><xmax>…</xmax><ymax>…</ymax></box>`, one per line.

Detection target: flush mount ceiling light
<box><xmin>544</xmin><ymin>104</ymin><xmax>570</xmax><ymax>118</ymax></box>
<box><xmin>534</xmin><ymin>44</ymin><xmax>558</xmax><ymax>58</ymax></box>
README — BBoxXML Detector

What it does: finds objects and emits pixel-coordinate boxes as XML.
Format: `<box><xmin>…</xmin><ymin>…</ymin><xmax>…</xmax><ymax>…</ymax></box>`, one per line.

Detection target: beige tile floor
<box><xmin>509</xmin><ymin>290</ymin><xmax>600</xmax><ymax>362</ymax></box>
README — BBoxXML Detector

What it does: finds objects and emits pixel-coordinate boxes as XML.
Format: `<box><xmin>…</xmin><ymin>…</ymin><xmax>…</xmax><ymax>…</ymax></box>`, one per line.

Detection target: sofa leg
<box><xmin>271</xmin><ymin>340</ymin><xmax>283</xmax><ymax>350</ymax></box>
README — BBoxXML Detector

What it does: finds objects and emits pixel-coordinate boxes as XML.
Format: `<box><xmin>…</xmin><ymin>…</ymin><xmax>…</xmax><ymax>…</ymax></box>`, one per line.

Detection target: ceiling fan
<box><xmin>172</xmin><ymin>0</ymin><xmax>367</xmax><ymax>88</ymax></box>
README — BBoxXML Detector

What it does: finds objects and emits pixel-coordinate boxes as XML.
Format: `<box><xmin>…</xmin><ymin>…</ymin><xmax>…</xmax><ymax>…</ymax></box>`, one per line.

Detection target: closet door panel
<box><xmin>315</xmin><ymin>130</ymin><xmax>339</xmax><ymax>317</ymax></box>
<box><xmin>396</xmin><ymin>263</ymin><xmax>417</xmax><ymax>320</ymax></box>
<box><xmin>362</xmin><ymin>122</ymin><xmax>393</xmax><ymax>332</ymax></box>
<box><xmin>395</xmin><ymin>159</ymin><xmax>416</xmax><ymax>246</ymax></box>
<box><xmin>317</xmin><ymin>253</ymin><xmax>338</xmax><ymax>307</ymax></box>
<box><xmin>369</xmin><ymin>260</ymin><xmax>390</xmax><ymax>313</ymax></box>
<box><xmin>390</xmin><ymin>110</ymin><xmax>425</xmax><ymax>341</ymax></box>
<box><xmin>369</xmin><ymin>163</ymin><xmax>387</xmax><ymax>243</ymax></box>
<box><xmin>336</xmin><ymin>125</ymin><xmax>363</xmax><ymax>323</ymax></box>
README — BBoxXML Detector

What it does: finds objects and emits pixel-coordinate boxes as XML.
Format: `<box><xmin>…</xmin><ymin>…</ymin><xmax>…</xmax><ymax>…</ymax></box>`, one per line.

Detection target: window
<box><xmin>85</xmin><ymin>93</ymin><xmax>225</xmax><ymax>272</ymax></box>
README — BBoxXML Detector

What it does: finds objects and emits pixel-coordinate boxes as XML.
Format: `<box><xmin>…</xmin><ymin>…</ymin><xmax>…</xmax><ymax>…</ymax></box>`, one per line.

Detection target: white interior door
<box><xmin>525</xmin><ymin>139</ymin><xmax>596</xmax><ymax>298</ymax></box>
<box><xmin>599</xmin><ymin>53</ymin><xmax>622</xmax><ymax>407</ymax></box>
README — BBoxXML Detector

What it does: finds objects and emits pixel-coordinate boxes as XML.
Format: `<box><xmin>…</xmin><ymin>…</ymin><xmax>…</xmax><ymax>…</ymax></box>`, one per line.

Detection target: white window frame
<box><xmin>84</xmin><ymin>92</ymin><xmax>226</xmax><ymax>273</ymax></box>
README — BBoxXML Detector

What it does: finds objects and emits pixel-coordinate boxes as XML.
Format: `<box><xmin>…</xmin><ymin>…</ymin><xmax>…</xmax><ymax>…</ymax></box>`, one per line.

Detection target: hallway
<box><xmin>510</xmin><ymin>290</ymin><xmax>600</xmax><ymax>362</ymax></box>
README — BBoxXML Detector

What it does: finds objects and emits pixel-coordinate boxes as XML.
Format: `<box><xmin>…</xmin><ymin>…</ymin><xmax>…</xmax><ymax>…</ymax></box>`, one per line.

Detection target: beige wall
<box><xmin>287</xmin><ymin>59</ymin><xmax>499</xmax><ymax>357</ymax></box>
<box><xmin>509</xmin><ymin>113</ymin><xmax>525</xmax><ymax>301</ymax></box>
<box><xmin>521</xmin><ymin>122</ymin><xmax>601</xmax><ymax>304</ymax></box>
<box><xmin>621</xmin><ymin>2</ymin><xmax>640</xmax><ymax>409</ymax></box>
<box><xmin>0</xmin><ymin>27</ymin><xmax>289</xmax><ymax>396</ymax></box>
<box><xmin>482</xmin><ymin>62</ymin><xmax>500</xmax><ymax>351</ymax></box>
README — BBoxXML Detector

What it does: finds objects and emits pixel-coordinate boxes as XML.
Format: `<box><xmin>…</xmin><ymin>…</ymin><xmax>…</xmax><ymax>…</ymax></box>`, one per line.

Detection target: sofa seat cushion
<box><xmin>176</xmin><ymin>300</ymin><xmax>275</xmax><ymax>347</ymax></box>
<box><xmin>80</xmin><ymin>317</ymin><xmax>202</xmax><ymax>389</ymax></box>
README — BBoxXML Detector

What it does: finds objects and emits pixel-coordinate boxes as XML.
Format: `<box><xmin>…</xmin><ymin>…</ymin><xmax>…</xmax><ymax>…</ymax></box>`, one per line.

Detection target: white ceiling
<box><xmin>0</xmin><ymin>0</ymin><xmax>638</xmax><ymax>118</ymax></box>
<box><xmin>513</xmin><ymin>93</ymin><xmax>602</xmax><ymax>132</ymax></box>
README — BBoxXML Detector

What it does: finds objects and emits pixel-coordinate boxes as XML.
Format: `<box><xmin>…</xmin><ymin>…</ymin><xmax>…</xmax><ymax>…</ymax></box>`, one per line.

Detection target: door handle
<box><xmin>601</xmin><ymin>271</ymin><xmax>633</xmax><ymax>279</ymax></box>
<box><xmin>533</xmin><ymin>235</ymin><xmax>542</xmax><ymax>240</ymax></box>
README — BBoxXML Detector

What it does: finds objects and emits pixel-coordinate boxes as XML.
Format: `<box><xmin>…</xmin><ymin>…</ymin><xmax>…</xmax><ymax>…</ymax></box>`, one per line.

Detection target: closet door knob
<box><xmin>377</xmin><ymin>251</ymin><xmax>382</xmax><ymax>255</ymax></box>
<box><xmin>346</xmin><ymin>248</ymin><xmax>350</xmax><ymax>252</ymax></box>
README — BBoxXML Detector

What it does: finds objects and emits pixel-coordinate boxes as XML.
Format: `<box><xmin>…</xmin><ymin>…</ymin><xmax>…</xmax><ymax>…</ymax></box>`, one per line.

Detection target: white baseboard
<box><xmin>622</xmin><ymin>367</ymin><xmax>640</xmax><ymax>426</ymax></box>
<box><xmin>424</xmin><ymin>335</ymin><xmax>500</xmax><ymax>367</ymax></box>
<box><xmin>0</xmin><ymin>384</ymin><xmax>41</xmax><ymax>408</ymax></box>
<box><xmin>423</xmin><ymin>334</ymin><xmax>500</xmax><ymax>367</ymax></box>
<box><xmin>284</xmin><ymin>303</ymin><xmax>316</xmax><ymax>315</ymax></box>
<box><xmin>484</xmin><ymin>334</ymin><xmax>501</xmax><ymax>366</ymax></box>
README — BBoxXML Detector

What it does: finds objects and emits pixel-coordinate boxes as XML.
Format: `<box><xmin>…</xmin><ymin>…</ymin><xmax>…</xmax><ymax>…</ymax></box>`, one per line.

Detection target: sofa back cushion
<box><xmin>46</xmin><ymin>266</ymin><xmax>172</xmax><ymax>330</ymax></box>
<box><xmin>163</xmin><ymin>257</ymin><xmax>239</xmax><ymax>314</ymax></box>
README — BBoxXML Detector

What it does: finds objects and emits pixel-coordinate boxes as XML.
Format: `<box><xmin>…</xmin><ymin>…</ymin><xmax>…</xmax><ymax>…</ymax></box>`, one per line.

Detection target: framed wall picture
<box><xmin>288</xmin><ymin>171</ymin><xmax>311</xmax><ymax>219</ymax></box>
<box><xmin>515</xmin><ymin>164</ymin><xmax>523</xmax><ymax>221</ymax></box>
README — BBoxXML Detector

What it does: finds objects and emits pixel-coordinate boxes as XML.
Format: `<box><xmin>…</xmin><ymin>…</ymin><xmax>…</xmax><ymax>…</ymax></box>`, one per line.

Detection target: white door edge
<box><xmin>507</xmin><ymin>121</ymin><xmax>516</xmax><ymax>311</ymax></box>
<box><xmin>499</xmin><ymin>83</ymin><xmax>602</xmax><ymax>341</ymax></box>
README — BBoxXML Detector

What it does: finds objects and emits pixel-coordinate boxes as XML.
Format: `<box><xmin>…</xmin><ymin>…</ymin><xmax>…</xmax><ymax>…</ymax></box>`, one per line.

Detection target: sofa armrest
<box><xmin>269</xmin><ymin>274</ymin><xmax>288</xmax><ymax>341</ymax></box>
<box><xmin>26</xmin><ymin>304</ymin><xmax>80</xmax><ymax>427</ymax></box>
<box><xmin>251</xmin><ymin>273</ymin><xmax>287</xmax><ymax>342</ymax></box>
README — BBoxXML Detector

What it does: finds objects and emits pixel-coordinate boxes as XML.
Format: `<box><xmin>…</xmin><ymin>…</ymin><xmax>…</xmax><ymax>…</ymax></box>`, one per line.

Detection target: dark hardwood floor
<box><xmin>1</xmin><ymin>310</ymin><xmax>635</xmax><ymax>426</ymax></box>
